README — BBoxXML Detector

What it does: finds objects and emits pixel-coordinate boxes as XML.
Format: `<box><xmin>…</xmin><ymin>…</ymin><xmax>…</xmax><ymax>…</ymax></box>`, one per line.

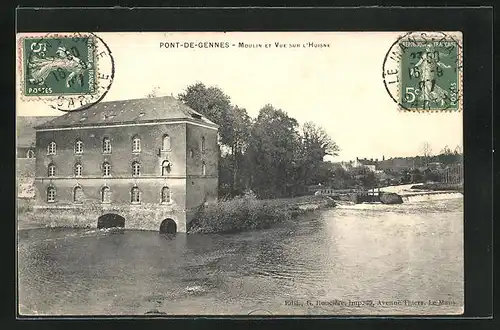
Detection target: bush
<box><xmin>189</xmin><ymin>193</ymin><xmax>293</xmax><ymax>234</ymax></box>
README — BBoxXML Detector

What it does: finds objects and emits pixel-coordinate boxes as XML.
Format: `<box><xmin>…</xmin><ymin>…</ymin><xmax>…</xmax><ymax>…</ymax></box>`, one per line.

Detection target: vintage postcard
<box><xmin>16</xmin><ymin>31</ymin><xmax>463</xmax><ymax>316</ymax></box>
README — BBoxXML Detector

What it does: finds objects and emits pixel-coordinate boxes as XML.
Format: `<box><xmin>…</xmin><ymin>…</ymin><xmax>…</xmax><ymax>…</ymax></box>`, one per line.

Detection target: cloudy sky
<box><xmin>17</xmin><ymin>32</ymin><xmax>462</xmax><ymax>161</ymax></box>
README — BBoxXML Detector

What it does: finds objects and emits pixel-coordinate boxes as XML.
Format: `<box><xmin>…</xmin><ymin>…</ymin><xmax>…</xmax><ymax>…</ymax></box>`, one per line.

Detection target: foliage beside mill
<box><xmin>188</xmin><ymin>191</ymin><xmax>335</xmax><ymax>234</ymax></box>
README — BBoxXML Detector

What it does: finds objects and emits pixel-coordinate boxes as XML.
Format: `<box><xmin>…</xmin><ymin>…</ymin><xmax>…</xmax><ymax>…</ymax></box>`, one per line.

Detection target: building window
<box><xmin>101</xmin><ymin>186</ymin><xmax>111</xmax><ymax>203</ymax></box>
<box><xmin>161</xmin><ymin>160</ymin><xmax>171</xmax><ymax>176</ymax></box>
<box><xmin>47</xmin><ymin>163</ymin><xmax>56</xmax><ymax>177</ymax></box>
<box><xmin>201</xmin><ymin>136</ymin><xmax>205</xmax><ymax>152</ymax></box>
<box><xmin>74</xmin><ymin>162</ymin><xmax>83</xmax><ymax>177</ymax></box>
<box><xmin>131</xmin><ymin>186</ymin><xmax>141</xmax><ymax>203</ymax></box>
<box><xmin>132</xmin><ymin>161</ymin><xmax>141</xmax><ymax>176</ymax></box>
<box><xmin>162</xmin><ymin>134</ymin><xmax>171</xmax><ymax>151</ymax></box>
<box><xmin>103</xmin><ymin>162</ymin><xmax>111</xmax><ymax>177</ymax></box>
<box><xmin>102</xmin><ymin>137</ymin><xmax>111</xmax><ymax>154</ymax></box>
<box><xmin>47</xmin><ymin>142</ymin><xmax>56</xmax><ymax>155</ymax></box>
<box><xmin>132</xmin><ymin>136</ymin><xmax>141</xmax><ymax>152</ymax></box>
<box><xmin>75</xmin><ymin>140</ymin><xmax>84</xmax><ymax>154</ymax></box>
<box><xmin>73</xmin><ymin>186</ymin><xmax>84</xmax><ymax>204</ymax></box>
<box><xmin>26</xmin><ymin>149</ymin><xmax>35</xmax><ymax>158</ymax></box>
<box><xmin>189</xmin><ymin>149</ymin><xmax>194</xmax><ymax>158</ymax></box>
<box><xmin>161</xmin><ymin>186</ymin><xmax>171</xmax><ymax>203</ymax></box>
<box><xmin>202</xmin><ymin>161</ymin><xmax>206</xmax><ymax>176</ymax></box>
<box><xmin>47</xmin><ymin>186</ymin><xmax>56</xmax><ymax>203</ymax></box>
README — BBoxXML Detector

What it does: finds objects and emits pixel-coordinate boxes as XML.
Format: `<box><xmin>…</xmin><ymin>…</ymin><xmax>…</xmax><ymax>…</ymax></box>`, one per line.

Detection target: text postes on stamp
<box><xmin>383</xmin><ymin>31</ymin><xmax>463</xmax><ymax>112</ymax></box>
<box><xmin>19</xmin><ymin>32</ymin><xmax>114</xmax><ymax>112</ymax></box>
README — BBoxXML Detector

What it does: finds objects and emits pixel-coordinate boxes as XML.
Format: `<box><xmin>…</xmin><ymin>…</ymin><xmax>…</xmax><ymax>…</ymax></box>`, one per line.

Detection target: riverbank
<box><xmin>410</xmin><ymin>183</ymin><xmax>463</xmax><ymax>193</ymax></box>
<box><xmin>187</xmin><ymin>194</ymin><xmax>336</xmax><ymax>234</ymax></box>
<box><xmin>17</xmin><ymin>195</ymin><xmax>336</xmax><ymax>233</ymax></box>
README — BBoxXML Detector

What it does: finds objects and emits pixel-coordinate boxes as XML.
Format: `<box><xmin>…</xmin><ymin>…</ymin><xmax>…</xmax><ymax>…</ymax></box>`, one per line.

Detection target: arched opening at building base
<box><xmin>159</xmin><ymin>218</ymin><xmax>177</xmax><ymax>234</ymax></box>
<box><xmin>97</xmin><ymin>213</ymin><xmax>125</xmax><ymax>229</ymax></box>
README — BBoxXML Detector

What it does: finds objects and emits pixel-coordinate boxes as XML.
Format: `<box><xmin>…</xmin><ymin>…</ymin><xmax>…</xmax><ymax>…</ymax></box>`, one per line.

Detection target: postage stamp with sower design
<box><xmin>18</xmin><ymin>32</ymin><xmax>114</xmax><ymax>112</ymax></box>
<box><xmin>23</xmin><ymin>35</ymin><xmax>97</xmax><ymax>96</ymax></box>
<box><xmin>383</xmin><ymin>31</ymin><xmax>463</xmax><ymax>112</ymax></box>
<box><xmin>400</xmin><ymin>37</ymin><xmax>460</xmax><ymax>111</ymax></box>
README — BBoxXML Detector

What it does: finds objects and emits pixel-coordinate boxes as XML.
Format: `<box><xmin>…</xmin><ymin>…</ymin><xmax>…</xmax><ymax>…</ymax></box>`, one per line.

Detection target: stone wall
<box><xmin>32</xmin><ymin>203</ymin><xmax>188</xmax><ymax>232</ymax></box>
<box><xmin>17</xmin><ymin>159</ymin><xmax>36</xmax><ymax>198</ymax></box>
<box><xmin>17</xmin><ymin>158</ymin><xmax>36</xmax><ymax>177</ymax></box>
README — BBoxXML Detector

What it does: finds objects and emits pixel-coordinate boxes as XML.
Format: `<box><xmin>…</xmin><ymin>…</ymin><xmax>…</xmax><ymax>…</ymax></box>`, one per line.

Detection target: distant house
<box><xmin>353</xmin><ymin>157</ymin><xmax>379</xmax><ymax>172</ymax></box>
<box><xmin>332</xmin><ymin>161</ymin><xmax>354</xmax><ymax>171</ymax></box>
<box><xmin>376</xmin><ymin>157</ymin><xmax>416</xmax><ymax>171</ymax></box>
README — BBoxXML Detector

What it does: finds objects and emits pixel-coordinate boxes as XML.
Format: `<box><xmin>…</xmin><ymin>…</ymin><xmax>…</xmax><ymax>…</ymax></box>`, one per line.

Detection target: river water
<box><xmin>18</xmin><ymin>195</ymin><xmax>463</xmax><ymax>316</ymax></box>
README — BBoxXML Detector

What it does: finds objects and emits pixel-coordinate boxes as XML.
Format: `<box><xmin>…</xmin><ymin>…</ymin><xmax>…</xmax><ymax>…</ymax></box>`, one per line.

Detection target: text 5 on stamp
<box><xmin>18</xmin><ymin>32</ymin><xmax>114</xmax><ymax>112</ymax></box>
<box><xmin>382</xmin><ymin>31</ymin><xmax>463</xmax><ymax>112</ymax></box>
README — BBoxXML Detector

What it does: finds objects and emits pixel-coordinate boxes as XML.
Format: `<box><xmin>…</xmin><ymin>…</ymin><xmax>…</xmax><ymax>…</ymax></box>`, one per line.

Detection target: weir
<box><xmin>315</xmin><ymin>186</ymin><xmax>462</xmax><ymax>204</ymax></box>
<box><xmin>402</xmin><ymin>192</ymin><xmax>463</xmax><ymax>203</ymax></box>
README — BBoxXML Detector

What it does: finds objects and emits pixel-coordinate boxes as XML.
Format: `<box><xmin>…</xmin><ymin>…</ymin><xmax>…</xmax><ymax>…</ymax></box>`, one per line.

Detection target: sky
<box><xmin>16</xmin><ymin>32</ymin><xmax>463</xmax><ymax>161</ymax></box>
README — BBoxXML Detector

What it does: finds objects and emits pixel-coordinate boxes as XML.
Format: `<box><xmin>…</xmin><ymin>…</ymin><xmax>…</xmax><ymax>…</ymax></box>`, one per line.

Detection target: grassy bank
<box><xmin>188</xmin><ymin>194</ymin><xmax>336</xmax><ymax>234</ymax></box>
<box><xmin>410</xmin><ymin>183</ymin><xmax>463</xmax><ymax>193</ymax></box>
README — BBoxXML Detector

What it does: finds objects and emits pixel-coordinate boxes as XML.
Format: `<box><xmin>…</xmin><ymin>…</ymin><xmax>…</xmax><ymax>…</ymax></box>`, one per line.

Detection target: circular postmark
<box><xmin>382</xmin><ymin>31</ymin><xmax>463</xmax><ymax>112</ymax></box>
<box><xmin>19</xmin><ymin>32</ymin><xmax>114</xmax><ymax>112</ymax></box>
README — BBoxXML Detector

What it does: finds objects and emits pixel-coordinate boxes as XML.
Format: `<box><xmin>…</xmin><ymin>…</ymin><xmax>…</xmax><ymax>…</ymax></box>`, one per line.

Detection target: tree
<box><xmin>438</xmin><ymin>145</ymin><xmax>460</xmax><ymax>165</ymax></box>
<box><xmin>146</xmin><ymin>86</ymin><xmax>160</xmax><ymax>98</ymax></box>
<box><xmin>301</xmin><ymin>122</ymin><xmax>340</xmax><ymax>158</ymax></box>
<box><xmin>313</xmin><ymin>161</ymin><xmax>338</xmax><ymax>186</ymax></box>
<box><xmin>178</xmin><ymin>83</ymin><xmax>251</xmax><ymax>196</ymax></box>
<box><xmin>178</xmin><ymin>82</ymin><xmax>232</xmax><ymax>142</ymax></box>
<box><xmin>245</xmin><ymin>104</ymin><xmax>300</xmax><ymax>198</ymax></box>
<box><xmin>292</xmin><ymin>122</ymin><xmax>341</xmax><ymax>188</ymax></box>
<box><xmin>331</xmin><ymin>165</ymin><xmax>356</xmax><ymax>189</ymax></box>
<box><xmin>423</xmin><ymin>168</ymin><xmax>441</xmax><ymax>183</ymax></box>
<box><xmin>347</xmin><ymin>166</ymin><xmax>376</xmax><ymax>189</ymax></box>
<box><xmin>410</xmin><ymin>168</ymin><xmax>423</xmax><ymax>183</ymax></box>
<box><xmin>440</xmin><ymin>145</ymin><xmax>453</xmax><ymax>155</ymax></box>
<box><xmin>225</xmin><ymin>105</ymin><xmax>252</xmax><ymax>194</ymax></box>
<box><xmin>178</xmin><ymin>82</ymin><xmax>342</xmax><ymax>198</ymax></box>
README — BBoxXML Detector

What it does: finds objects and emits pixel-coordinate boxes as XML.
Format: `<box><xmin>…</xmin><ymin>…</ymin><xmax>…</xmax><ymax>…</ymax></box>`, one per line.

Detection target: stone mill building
<box><xmin>33</xmin><ymin>96</ymin><xmax>219</xmax><ymax>233</ymax></box>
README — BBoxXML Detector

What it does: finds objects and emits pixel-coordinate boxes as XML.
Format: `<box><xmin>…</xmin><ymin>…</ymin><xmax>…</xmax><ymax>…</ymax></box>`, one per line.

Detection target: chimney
<box><xmin>383</xmin><ymin>155</ymin><xmax>385</xmax><ymax>161</ymax></box>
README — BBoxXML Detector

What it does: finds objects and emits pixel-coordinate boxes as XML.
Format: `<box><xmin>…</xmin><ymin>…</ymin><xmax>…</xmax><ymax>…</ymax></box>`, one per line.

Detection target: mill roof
<box><xmin>35</xmin><ymin>96</ymin><xmax>218</xmax><ymax>130</ymax></box>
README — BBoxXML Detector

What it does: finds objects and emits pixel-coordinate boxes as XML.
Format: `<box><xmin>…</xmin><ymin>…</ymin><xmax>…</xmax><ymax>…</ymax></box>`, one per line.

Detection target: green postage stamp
<box><xmin>22</xmin><ymin>34</ymin><xmax>96</xmax><ymax>95</ymax></box>
<box><xmin>383</xmin><ymin>31</ymin><xmax>463</xmax><ymax>112</ymax></box>
<box><xmin>18</xmin><ymin>32</ymin><xmax>114</xmax><ymax>111</ymax></box>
